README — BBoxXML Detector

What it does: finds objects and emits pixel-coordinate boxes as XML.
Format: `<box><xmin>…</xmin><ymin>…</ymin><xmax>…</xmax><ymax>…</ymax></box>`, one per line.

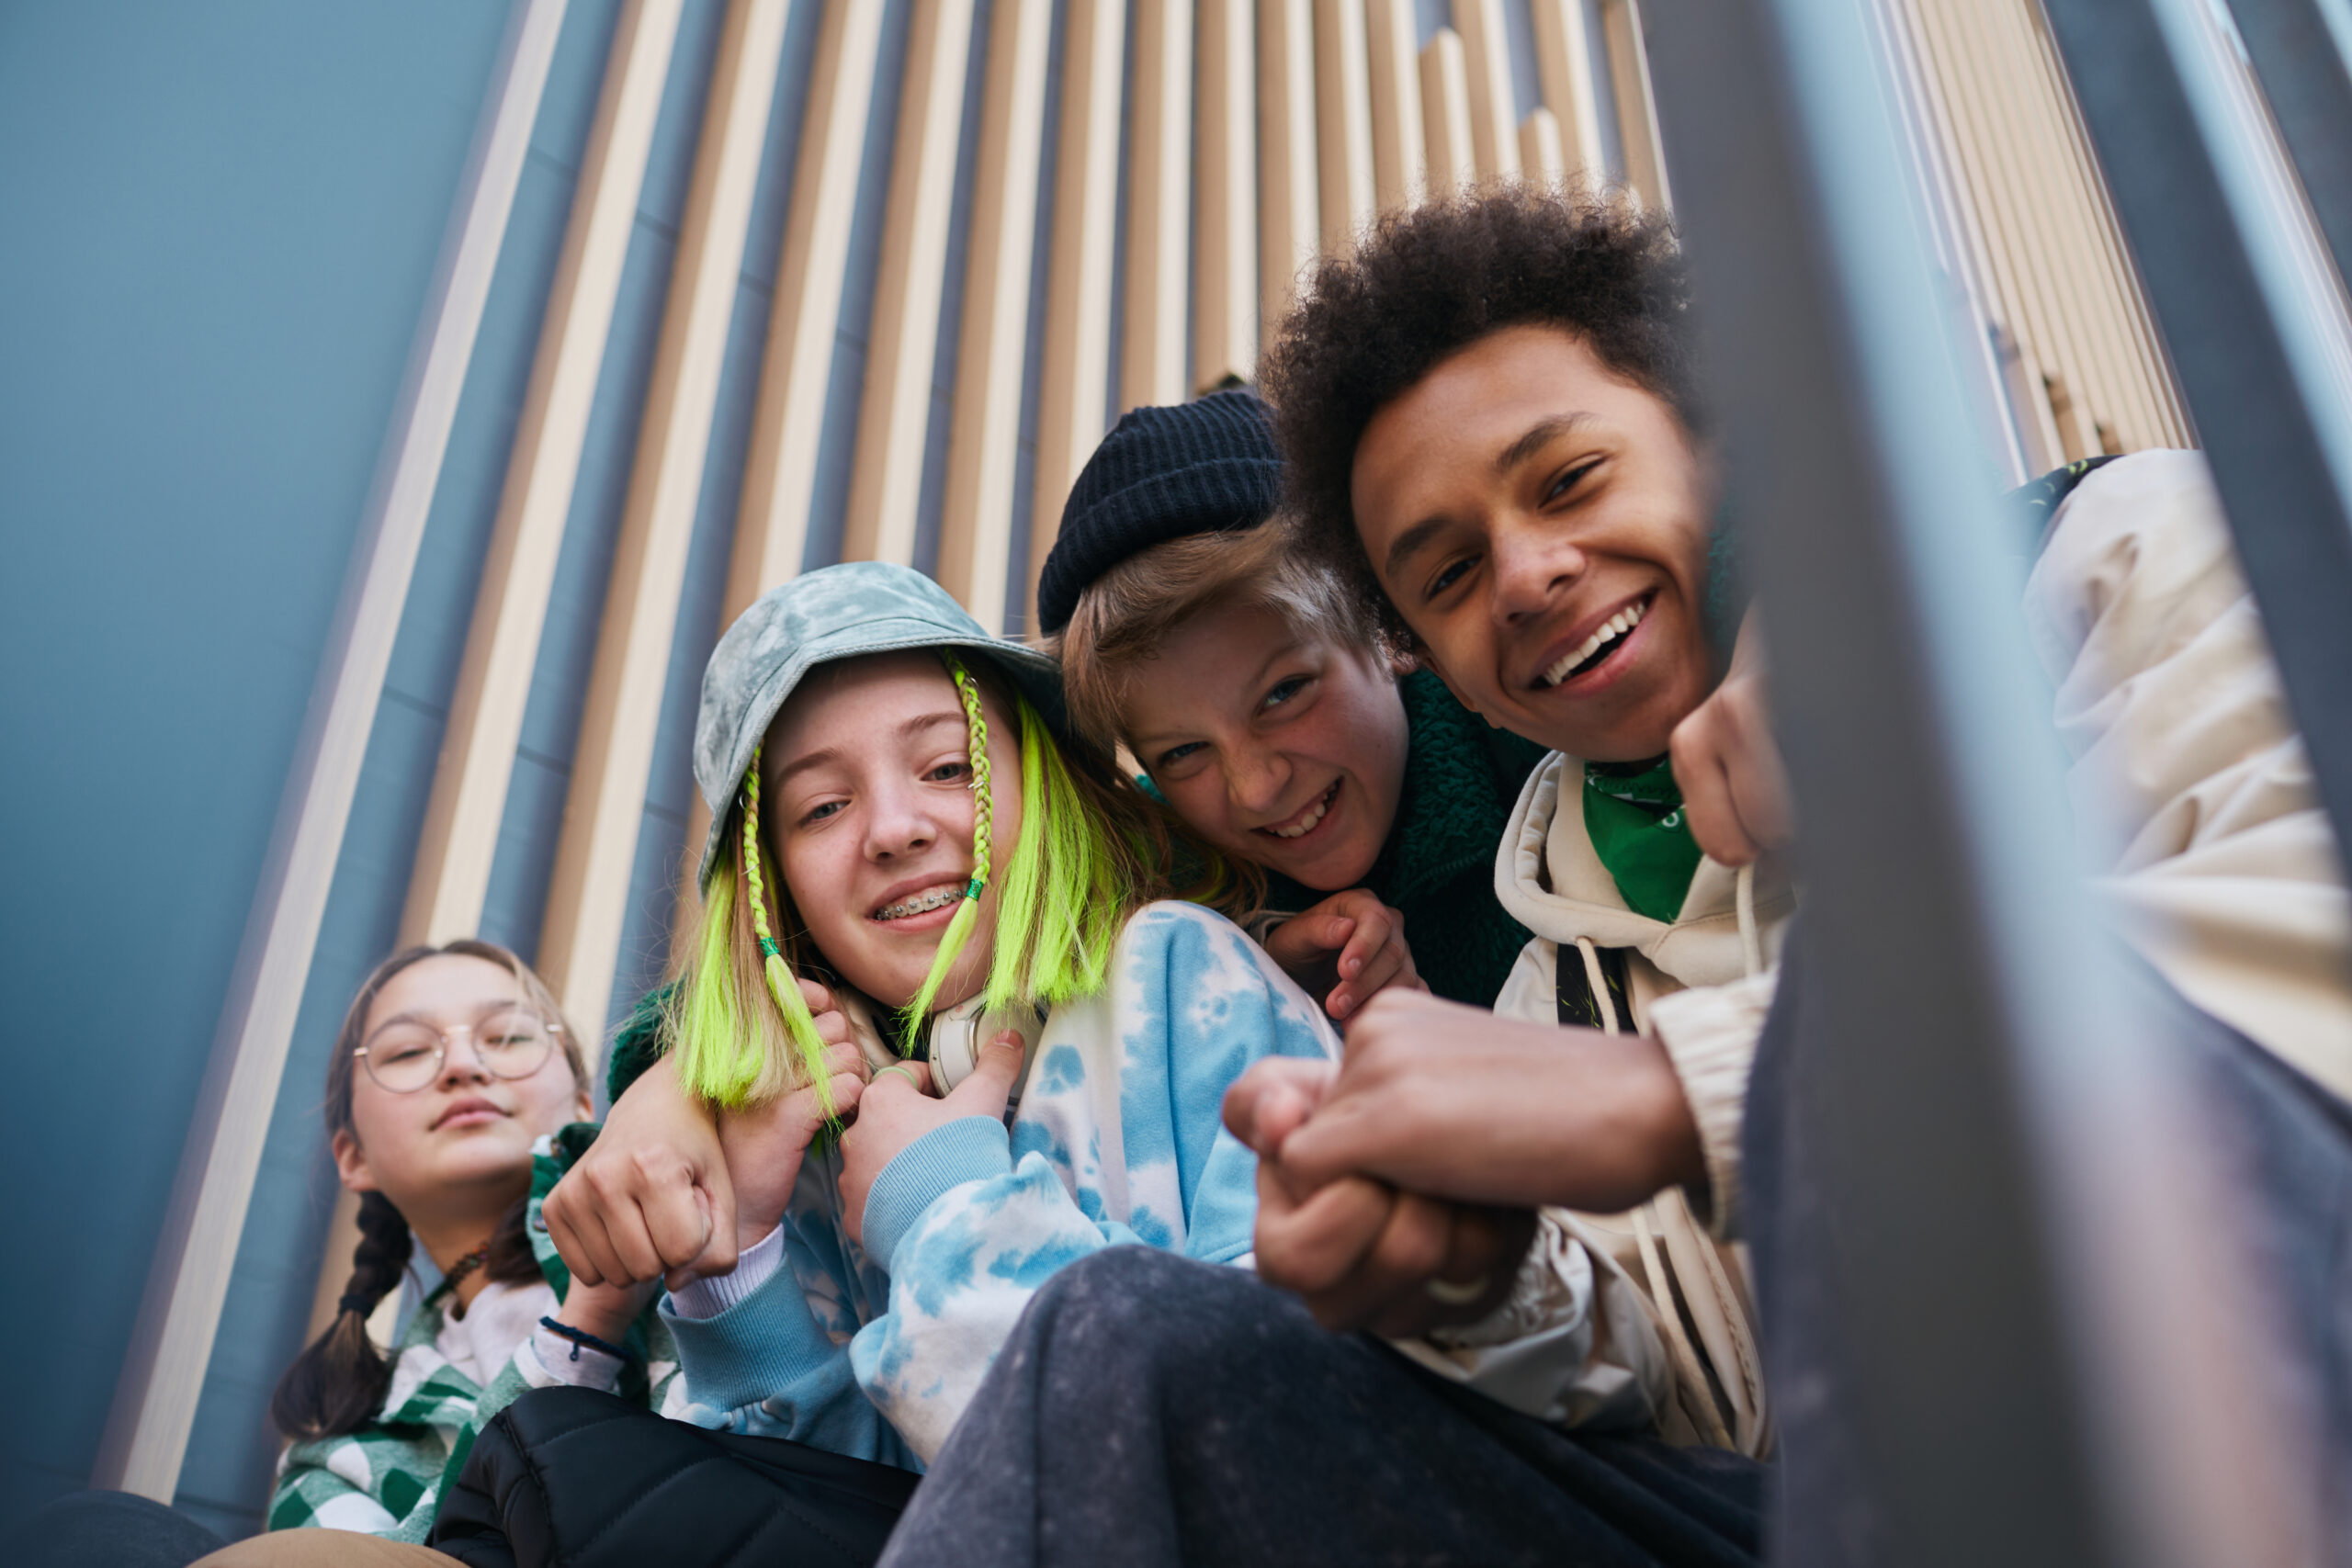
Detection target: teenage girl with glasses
<box><xmin>264</xmin><ymin>940</ymin><xmax>674</xmax><ymax>1543</ymax></box>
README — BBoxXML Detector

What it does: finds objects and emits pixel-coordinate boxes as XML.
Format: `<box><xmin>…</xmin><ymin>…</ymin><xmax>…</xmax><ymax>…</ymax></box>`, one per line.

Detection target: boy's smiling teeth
<box><xmin>1263</xmin><ymin>781</ymin><xmax>1338</xmax><ymax>840</ymax></box>
<box><xmin>1541</xmin><ymin>597</ymin><xmax>1648</xmax><ymax>687</ymax></box>
<box><xmin>873</xmin><ymin>883</ymin><xmax>965</xmax><ymax>921</ymax></box>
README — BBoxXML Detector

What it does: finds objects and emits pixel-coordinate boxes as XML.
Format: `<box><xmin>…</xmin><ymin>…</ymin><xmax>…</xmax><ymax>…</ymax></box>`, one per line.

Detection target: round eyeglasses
<box><xmin>355</xmin><ymin>1002</ymin><xmax>564</xmax><ymax>1094</ymax></box>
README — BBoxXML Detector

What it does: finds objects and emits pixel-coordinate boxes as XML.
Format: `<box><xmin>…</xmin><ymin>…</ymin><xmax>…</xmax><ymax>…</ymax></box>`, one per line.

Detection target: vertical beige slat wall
<box><xmin>377</xmin><ymin>0</ymin><xmax>2193</xmax><ymax>1055</ymax></box>
<box><xmin>537</xmin><ymin>0</ymin><xmax>787</xmax><ymax>1040</ymax></box>
<box><xmin>1363</xmin><ymin>0</ymin><xmax>1425</xmax><ymax>213</ymax></box>
<box><xmin>937</xmin><ymin>0</ymin><xmax>1056</xmax><ymax>623</ymax></box>
<box><xmin>724</xmin><ymin>0</ymin><xmax>888</xmax><ymax>620</ymax></box>
<box><xmin>1520</xmin><ymin>106</ymin><xmax>1566</xmax><ymax>185</ymax></box>
<box><xmin>1193</xmin><ymin>0</ymin><xmax>1258</xmax><ymax>389</ymax></box>
<box><xmin>1885</xmin><ymin>0</ymin><xmax>2188</xmax><ymax>456</ymax></box>
<box><xmin>1420</xmin><ymin>28</ymin><xmax>1477</xmax><ymax>198</ymax></box>
<box><xmin>670</xmin><ymin>0</ymin><xmax>886</xmax><ymax>918</ymax></box>
<box><xmin>254</xmin><ymin>0</ymin><xmax>2204</xmax><ymax>1488</ymax></box>
<box><xmin>1530</xmin><ymin>0</ymin><xmax>1607</xmax><ymax>186</ymax></box>
<box><xmin>403</xmin><ymin>0</ymin><xmax>685</xmax><ymax>950</ymax></box>
<box><xmin>1257</xmin><ymin>0</ymin><xmax>1320</xmax><ymax>329</ymax></box>
<box><xmin>1124</xmin><ymin>0</ymin><xmax>1196</xmax><ymax>412</ymax></box>
<box><xmin>305</xmin><ymin>0</ymin><xmax>685</xmax><ymax>1354</ymax></box>
<box><xmin>1453</xmin><ymin>0</ymin><xmax>1521</xmax><ymax>181</ymax></box>
<box><xmin>1313</xmin><ymin>0</ymin><xmax>1376</xmax><ymax>252</ymax></box>
<box><xmin>843</xmin><ymin>0</ymin><xmax>979</xmax><ymax>565</ymax></box>
<box><xmin>1600</xmin><ymin>0</ymin><xmax>1670</xmax><ymax>210</ymax></box>
<box><xmin>1026</xmin><ymin>0</ymin><xmax>1127</xmax><ymax>620</ymax></box>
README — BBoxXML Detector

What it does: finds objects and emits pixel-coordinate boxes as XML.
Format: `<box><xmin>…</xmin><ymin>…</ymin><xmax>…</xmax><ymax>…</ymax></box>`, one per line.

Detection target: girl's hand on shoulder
<box><xmin>544</xmin><ymin>1054</ymin><xmax>732</xmax><ymax>1292</ymax></box>
<box><xmin>837</xmin><ymin>1031</ymin><xmax>1026</xmax><ymax>1246</ymax></box>
<box><xmin>1262</xmin><ymin>889</ymin><xmax>1426</xmax><ymax>1021</ymax></box>
<box><xmin>1669</xmin><ymin>605</ymin><xmax>1793</xmax><ymax>868</ymax></box>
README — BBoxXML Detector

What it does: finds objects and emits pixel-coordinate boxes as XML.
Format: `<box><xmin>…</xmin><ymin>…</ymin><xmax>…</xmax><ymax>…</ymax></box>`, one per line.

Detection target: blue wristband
<box><xmin>538</xmin><ymin>1315</ymin><xmax>632</xmax><ymax>1364</ymax></box>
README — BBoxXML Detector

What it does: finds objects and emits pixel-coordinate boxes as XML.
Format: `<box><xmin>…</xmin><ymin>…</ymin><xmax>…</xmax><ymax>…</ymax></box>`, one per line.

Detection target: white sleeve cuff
<box><xmin>1429</xmin><ymin>1212</ymin><xmax>1582</xmax><ymax>1350</ymax></box>
<box><xmin>1645</xmin><ymin>971</ymin><xmax>1775</xmax><ymax>1239</ymax></box>
<box><xmin>1396</xmin><ymin>1209</ymin><xmax>1667</xmax><ymax>1431</ymax></box>
<box><xmin>663</xmin><ymin>1224</ymin><xmax>786</xmax><ymax>1321</ymax></box>
<box><xmin>525</xmin><ymin>1324</ymin><xmax>627</xmax><ymax>1391</ymax></box>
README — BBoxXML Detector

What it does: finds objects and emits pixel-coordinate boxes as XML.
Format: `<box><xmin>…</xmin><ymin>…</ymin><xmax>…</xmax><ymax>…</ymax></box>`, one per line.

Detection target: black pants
<box><xmin>10</xmin><ymin>1490</ymin><xmax>227</xmax><ymax>1568</ymax></box>
<box><xmin>1745</xmin><ymin>930</ymin><xmax>2352</xmax><ymax>1565</ymax></box>
<box><xmin>877</xmin><ymin>1246</ymin><xmax>1764</xmax><ymax>1568</ymax></box>
<box><xmin>434</xmin><ymin>1385</ymin><xmax>918</xmax><ymax>1568</ymax></box>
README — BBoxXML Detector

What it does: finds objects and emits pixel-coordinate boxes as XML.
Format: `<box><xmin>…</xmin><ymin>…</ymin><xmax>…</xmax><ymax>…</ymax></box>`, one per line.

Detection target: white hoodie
<box><xmin>1478</xmin><ymin>447</ymin><xmax>2352</xmax><ymax>1458</ymax></box>
<box><xmin>1488</xmin><ymin>753</ymin><xmax>1791</xmax><ymax>1456</ymax></box>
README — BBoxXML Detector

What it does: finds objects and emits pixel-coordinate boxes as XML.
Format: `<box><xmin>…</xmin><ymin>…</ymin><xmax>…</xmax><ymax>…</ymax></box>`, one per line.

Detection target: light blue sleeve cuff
<box><xmin>658</xmin><ymin>1233</ymin><xmax>841</xmax><ymax>1416</ymax></box>
<box><xmin>862</xmin><ymin>1117</ymin><xmax>1013</xmax><ymax>1273</ymax></box>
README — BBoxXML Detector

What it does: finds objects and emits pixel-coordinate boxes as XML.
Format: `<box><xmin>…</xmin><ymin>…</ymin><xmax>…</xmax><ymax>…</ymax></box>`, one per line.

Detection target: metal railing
<box><xmin>1643</xmin><ymin>0</ymin><xmax>2347</xmax><ymax>1562</ymax></box>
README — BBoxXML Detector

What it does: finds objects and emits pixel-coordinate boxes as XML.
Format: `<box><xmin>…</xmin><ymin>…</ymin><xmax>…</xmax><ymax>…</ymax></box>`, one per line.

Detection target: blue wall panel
<box><xmin>0</xmin><ymin>0</ymin><xmax>519</xmax><ymax>1529</ymax></box>
<box><xmin>479</xmin><ymin>0</ymin><xmax>733</xmax><ymax>972</ymax></box>
<box><xmin>165</xmin><ymin>0</ymin><xmax>659</xmax><ymax>1530</ymax></box>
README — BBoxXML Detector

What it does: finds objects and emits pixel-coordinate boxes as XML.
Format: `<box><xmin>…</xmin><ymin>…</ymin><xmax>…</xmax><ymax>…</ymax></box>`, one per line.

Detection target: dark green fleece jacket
<box><xmin>1265</xmin><ymin>670</ymin><xmax>1547</xmax><ymax>1009</ymax></box>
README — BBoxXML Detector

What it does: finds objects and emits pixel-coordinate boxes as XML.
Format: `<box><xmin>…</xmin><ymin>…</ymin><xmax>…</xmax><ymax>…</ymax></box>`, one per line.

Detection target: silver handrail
<box><xmin>1642</xmin><ymin>1</ymin><xmax>2316</xmax><ymax>1562</ymax></box>
<box><xmin>2042</xmin><ymin>0</ymin><xmax>2352</xmax><ymax>887</ymax></box>
<box><xmin>2220</xmin><ymin>0</ymin><xmax>2352</xmax><ymax>285</ymax></box>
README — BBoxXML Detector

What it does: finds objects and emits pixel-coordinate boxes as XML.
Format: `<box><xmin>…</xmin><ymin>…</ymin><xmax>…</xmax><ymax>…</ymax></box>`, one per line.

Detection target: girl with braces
<box><xmin>535</xmin><ymin>562</ymin><xmax>1515</xmax><ymax>1468</ymax></box>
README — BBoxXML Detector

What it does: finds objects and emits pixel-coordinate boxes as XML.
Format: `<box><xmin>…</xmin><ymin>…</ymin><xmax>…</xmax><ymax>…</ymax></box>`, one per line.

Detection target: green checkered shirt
<box><xmin>267</xmin><ymin>1149</ymin><xmax>677</xmax><ymax>1542</ymax></box>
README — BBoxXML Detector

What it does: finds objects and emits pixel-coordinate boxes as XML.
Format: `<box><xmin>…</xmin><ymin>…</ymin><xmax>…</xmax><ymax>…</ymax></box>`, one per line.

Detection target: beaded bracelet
<box><xmin>538</xmin><ymin>1315</ymin><xmax>632</xmax><ymax>1364</ymax></box>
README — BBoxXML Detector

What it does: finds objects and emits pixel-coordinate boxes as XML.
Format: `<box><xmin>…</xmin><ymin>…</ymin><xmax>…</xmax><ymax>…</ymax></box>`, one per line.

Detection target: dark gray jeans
<box><xmin>877</xmin><ymin>1246</ymin><xmax>1763</xmax><ymax>1568</ymax></box>
<box><xmin>1745</xmin><ymin>931</ymin><xmax>2352</xmax><ymax>1565</ymax></box>
<box><xmin>11</xmin><ymin>1491</ymin><xmax>227</xmax><ymax>1568</ymax></box>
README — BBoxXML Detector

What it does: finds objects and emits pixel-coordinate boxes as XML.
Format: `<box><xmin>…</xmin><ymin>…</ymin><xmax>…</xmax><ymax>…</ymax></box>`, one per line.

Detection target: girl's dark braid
<box><xmin>273</xmin><ymin>937</ymin><xmax>587</xmax><ymax>1442</ymax></box>
<box><xmin>342</xmin><ymin>1190</ymin><xmax>413</xmax><ymax>1316</ymax></box>
<box><xmin>270</xmin><ymin>1191</ymin><xmax>414</xmax><ymax>1439</ymax></box>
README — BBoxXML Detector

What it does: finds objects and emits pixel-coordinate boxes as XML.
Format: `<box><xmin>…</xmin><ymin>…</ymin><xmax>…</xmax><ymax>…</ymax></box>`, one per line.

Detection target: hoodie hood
<box><xmin>1495</xmin><ymin>753</ymin><xmax>1795</xmax><ymax>991</ymax></box>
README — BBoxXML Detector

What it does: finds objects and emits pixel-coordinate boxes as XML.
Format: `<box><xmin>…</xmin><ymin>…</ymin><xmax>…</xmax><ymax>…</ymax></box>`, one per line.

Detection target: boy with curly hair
<box><xmin>882</xmin><ymin>183</ymin><xmax>2352</xmax><ymax>1567</ymax></box>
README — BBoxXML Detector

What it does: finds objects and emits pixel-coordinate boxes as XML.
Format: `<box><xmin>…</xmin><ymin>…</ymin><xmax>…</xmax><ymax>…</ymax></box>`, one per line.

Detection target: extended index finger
<box><xmin>1333</xmin><ymin>904</ymin><xmax>1395</xmax><ymax>981</ymax></box>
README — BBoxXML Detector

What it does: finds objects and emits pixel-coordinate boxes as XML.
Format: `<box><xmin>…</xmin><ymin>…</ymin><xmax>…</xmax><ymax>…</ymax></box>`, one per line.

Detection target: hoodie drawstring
<box><xmin>1573</xmin><ymin>937</ymin><xmax>1620</xmax><ymax>1036</ymax></box>
<box><xmin>1575</xmin><ymin>934</ymin><xmax>1732</xmax><ymax>1449</ymax></box>
<box><xmin>1580</xmin><ymin>859</ymin><xmax>1767</xmax><ymax>1454</ymax></box>
<box><xmin>1736</xmin><ymin>862</ymin><xmax>1761</xmax><ymax>979</ymax></box>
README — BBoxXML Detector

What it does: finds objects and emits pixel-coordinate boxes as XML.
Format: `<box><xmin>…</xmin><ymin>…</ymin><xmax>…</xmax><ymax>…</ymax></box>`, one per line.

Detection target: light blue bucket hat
<box><xmin>692</xmin><ymin>561</ymin><xmax>1065</xmax><ymax>889</ymax></box>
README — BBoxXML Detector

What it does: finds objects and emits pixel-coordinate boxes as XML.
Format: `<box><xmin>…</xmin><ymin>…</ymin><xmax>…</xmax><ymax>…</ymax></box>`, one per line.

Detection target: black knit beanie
<box><xmin>1035</xmin><ymin>387</ymin><xmax>1283</xmax><ymax>634</ymax></box>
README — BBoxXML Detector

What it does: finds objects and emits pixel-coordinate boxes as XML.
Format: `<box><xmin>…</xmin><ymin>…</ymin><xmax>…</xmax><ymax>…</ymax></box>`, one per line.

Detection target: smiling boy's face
<box><xmin>1349</xmin><ymin>324</ymin><xmax>1717</xmax><ymax>762</ymax></box>
<box><xmin>1119</xmin><ymin>602</ymin><xmax>1408</xmax><ymax>892</ymax></box>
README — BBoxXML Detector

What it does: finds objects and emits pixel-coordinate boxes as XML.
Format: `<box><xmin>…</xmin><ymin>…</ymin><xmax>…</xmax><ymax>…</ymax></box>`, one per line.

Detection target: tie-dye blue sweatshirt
<box><xmin>656</xmin><ymin>900</ymin><xmax>1340</xmax><ymax>1465</ymax></box>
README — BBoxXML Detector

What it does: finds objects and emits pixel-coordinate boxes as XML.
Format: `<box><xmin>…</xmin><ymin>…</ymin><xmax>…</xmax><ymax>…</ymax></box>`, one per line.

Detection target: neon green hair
<box><xmin>667</xmin><ymin>652</ymin><xmax>1145</xmax><ymax>1107</ymax></box>
<box><xmin>893</xmin><ymin>656</ymin><xmax>1141</xmax><ymax>1047</ymax></box>
<box><xmin>667</xmin><ymin>743</ymin><xmax>835</xmax><ymax>1110</ymax></box>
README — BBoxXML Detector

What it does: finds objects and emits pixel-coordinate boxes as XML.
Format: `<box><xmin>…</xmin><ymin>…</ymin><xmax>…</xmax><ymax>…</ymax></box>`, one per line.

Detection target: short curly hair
<box><xmin>1259</xmin><ymin>186</ymin><xmax>1701</xmax><ymax>642</ymax></box>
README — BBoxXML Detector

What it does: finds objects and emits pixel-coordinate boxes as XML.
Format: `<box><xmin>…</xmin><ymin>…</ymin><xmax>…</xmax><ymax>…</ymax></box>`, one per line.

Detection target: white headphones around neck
<box><xmin>925</xmin><ymin>994</ymin><xmax>1046</xmax><ymax>1105</ymax></box>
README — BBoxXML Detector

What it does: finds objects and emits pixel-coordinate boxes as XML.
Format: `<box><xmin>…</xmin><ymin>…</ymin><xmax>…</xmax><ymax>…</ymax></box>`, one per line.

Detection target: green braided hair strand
<box><xmin>673</xmin><ymin>651</ymin><xmax>1187</xmax><ymax>1100</ymax></box>
<box><xmin>668</xmin><ymin>742</ymin><xmax>832</xmax><ymax>1109</ymax></box>
<box><xmin>738</xmin><ymin>747</ymin><xmax>836</xmax><ymax>1108</ymax></box>
<box><xmin>899</xmin><ymin>654</ymin><xmax>994</xmax><ymax>1043</ymax></box>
